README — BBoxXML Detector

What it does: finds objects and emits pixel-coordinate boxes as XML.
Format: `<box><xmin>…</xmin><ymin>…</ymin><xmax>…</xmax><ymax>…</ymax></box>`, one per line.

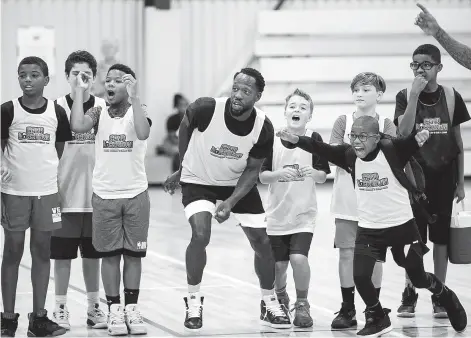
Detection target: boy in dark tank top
<box><xmin>394</xmin><ymin>43</ymin><xmax>470</xmax><ymax>319</ymax></box>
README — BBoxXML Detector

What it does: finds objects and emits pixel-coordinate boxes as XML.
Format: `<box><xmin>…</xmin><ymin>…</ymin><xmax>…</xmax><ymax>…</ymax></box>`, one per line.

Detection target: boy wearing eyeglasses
<box><xmin>395</xmin><ymin>44</ymin><xmax>470</xmax><ymax>318</ymax></box>
<box><xmin>329</xmin><ymin>73</ymin><xmax>396</xmax><ymax>330</ymax></box>
<box><xmin>277</xmin><ymin>116</ymin><xmax>467</xmax><ymax>337</ymax></box>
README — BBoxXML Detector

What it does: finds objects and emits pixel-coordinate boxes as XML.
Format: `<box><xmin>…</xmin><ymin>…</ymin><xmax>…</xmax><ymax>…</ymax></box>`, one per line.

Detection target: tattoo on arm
<box><xmin>435</xmin><ymin>27</ymin><xmax>471</xmax><ymax>70</ymax></box>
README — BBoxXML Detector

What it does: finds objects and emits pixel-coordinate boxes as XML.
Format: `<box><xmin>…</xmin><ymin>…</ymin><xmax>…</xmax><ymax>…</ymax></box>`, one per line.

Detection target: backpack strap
<box><xmin>442</xmin><ymin>85</ymin><xmax>455</xmax><ymax>123</ymax></box>
<box><xmin>379</xmin><ymin>138</ymin><xmax>437</xmax><ymax>224</ymax></box>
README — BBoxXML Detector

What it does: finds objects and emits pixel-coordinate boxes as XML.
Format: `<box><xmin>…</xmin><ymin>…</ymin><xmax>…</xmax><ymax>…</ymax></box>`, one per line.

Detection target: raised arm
<box><xmin>123</xmin><ymin>74</ymin><xmax>150</xmax><ymax>140</ymax></box>
<box><xmin>397</xmin><ymin>76</ymin><xmax>428</xmax><ymax>136</ymax></box>
<box><xmin>71</xmin><ymin>73</ymin><xmax>96</xmax><ymax>133</ymax></box>
<box><xmin>416</xmin><ymin>3</ymin><xmax>471</xmax><ymax>70</ymax></box>
<box><xmin>277</xmin><ymin>129</ymin><xmax>351</xmax><ymax>171</ymax></box>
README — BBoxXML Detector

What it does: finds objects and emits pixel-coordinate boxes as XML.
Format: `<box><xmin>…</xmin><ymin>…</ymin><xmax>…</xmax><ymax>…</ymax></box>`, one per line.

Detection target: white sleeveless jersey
<box><xmin>265</xmin><ymin>129</ymin><xmax>318</xmax><ymax>235</ymax></box>
<box><xmin>181</xmin><ymin>97</ymin><xmax>266</xmax><ymax>186</ymax></box>
<box><xmin>1</xmin><ymin>99</ymin><xmax>58</xmax><ymax>196</ymax></box>
<box><xmin>56</xmin><ymin>95</ymin><xmax>107</xmax><ymax>212</ymax></box>
<box><xmin>355</xmin><ymin>151</ymin><xmax>413</xmax><ymax>229</ymax></box>
<box><xmin>330</xmin><ymin>113</ymin><xmax>385</xmax><ymax>221</ymax></box>
<box><xmin>93</xmin><ymin>106</ymin><xmax>148</xmax><ymax>199</ymax></box>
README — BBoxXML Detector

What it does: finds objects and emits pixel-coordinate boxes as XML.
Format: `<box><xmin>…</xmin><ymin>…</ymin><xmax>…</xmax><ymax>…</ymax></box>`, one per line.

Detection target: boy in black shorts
<box><xmin>277</xmin><ymin>115</ymin><xmax>467</xmax><ymax>337</ymax></box>
<box><xmin>395</xmin><ymin>44</ymin><xmax>470</xmax><ymax>318</ymax></box>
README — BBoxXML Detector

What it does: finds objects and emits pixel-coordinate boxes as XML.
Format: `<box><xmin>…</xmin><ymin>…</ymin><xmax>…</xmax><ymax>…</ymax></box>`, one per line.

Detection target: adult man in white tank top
<box><xmin>164</xmin><ymin>68</ymin><xmax>290</xmax><ymax>331</ymax></box>
<box><xmin>278</xmin><ymin>116</ymin><xmax>467</xmax><ymax>337</ymax></box>
<box><xmin>1</xmin><ymin>57</ymin><xmax>71</xmax><ymax>337</ymax></box>
<box><xmin>69</xmin><ymin>64</ymin><xmax>151</xmax><ymax>336</ymax></box>
<box><xmin>51</xmin><ymin>51</ymin><xmax>107</xmax><ymax>331</ymax></box>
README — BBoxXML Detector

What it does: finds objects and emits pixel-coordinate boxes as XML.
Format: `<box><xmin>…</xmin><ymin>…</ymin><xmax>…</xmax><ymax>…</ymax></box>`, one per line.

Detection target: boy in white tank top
<box><xmin>51</xmin><ymin>51</ymin><xmax>107</xmax><ymax>331</ymax></box>
<box><xmin>278</xmin><ymin>116</ymin><xmax>467</xmax><ymax>337</ymax></box>
<box><xmin>1</xmin><ymin>57</ymin><xmax>71</xmax><ymax>337</ymax></box>
<box><xmin>260</xmin><ymin>89</ymin><xmax>330</xmax><ymax>328</ymax></box>
<box><xmin>69</xmin><ymin>64</ymin><xmax>151</xmax><ymax>336</ymax></box>
<box><xmin>329</xmin><ymin>73</ymin><xmax>396</xmax><ymax>330</ymax></box>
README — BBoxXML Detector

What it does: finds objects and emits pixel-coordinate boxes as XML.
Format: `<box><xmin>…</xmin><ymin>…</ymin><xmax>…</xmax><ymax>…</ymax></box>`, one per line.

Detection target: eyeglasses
<box><xmin>348</xmin><ymin>133</ymin><xmax>378</xmax><ymax>142</ymax></box>
<box><xmin>410</xmin><ymin>61</ymin><xmax>439</xmax><ymax>71</ymax></box>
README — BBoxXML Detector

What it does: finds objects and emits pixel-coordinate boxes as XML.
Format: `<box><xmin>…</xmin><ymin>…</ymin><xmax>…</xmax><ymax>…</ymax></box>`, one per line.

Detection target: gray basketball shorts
<box><xmin>91</xmin><ymin>190</ymin><xmax>150</xmax><ymax>257</ymax></box>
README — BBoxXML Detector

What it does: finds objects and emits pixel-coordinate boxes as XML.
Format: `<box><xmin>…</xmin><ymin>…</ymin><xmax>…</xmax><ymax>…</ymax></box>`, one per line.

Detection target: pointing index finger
<box><xmin>416</xmin><ymin>3</ymin><xmax>429</xmax><ymax>14</ymax></box>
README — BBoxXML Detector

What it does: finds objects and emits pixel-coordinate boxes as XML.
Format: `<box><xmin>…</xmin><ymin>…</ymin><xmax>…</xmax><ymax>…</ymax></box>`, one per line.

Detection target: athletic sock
<box><xmin>106</xmin><ymin>295</ymin><xmax>121</xmax><ymax>311</ymax></box>
<box><xmin>341</xmin><ymin>287</ymin><xmax>355</xmax><ymax>308</ymax></box>
<box><xmin>124</xmin><ymin>288</ymin><xmax>140</xmax><ymax>306</ymax></box>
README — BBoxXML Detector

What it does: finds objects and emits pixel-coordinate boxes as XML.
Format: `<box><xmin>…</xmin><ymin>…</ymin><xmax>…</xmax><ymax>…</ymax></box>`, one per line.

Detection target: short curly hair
<box><xmin>233</xmin><ymin>67</ymin><xmax>265</xmax><ymax>93</ymax></box>
<box><xmin>107</xmin><ymin>63</ymin><xmax>136</xmax><ymax>79</ymax></box>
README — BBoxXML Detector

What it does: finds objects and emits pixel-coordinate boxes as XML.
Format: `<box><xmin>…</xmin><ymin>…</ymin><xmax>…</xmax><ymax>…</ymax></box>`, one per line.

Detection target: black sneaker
<box><xmin>183</xmin><ymin>296</ymin><xmax>203</xmax><ymax>331</ymax></box>
<box><xmin>1</xmin><ymin>313</ymin><xmax>19</xmax><ymax>337</ymax></box>
<box><xmin>27</xmin><ymin>311</ymin><xmax>66</xmax><ymax>337</ymax></box>
<box><xmin>397</xmin><ymin>286</ymin><xmax>418</xmax><ymax>318</ymax></box>
<box><xmin>431</xmin><ymin>294</ymin><xmax>448</xmax><ymax>319</ymax></box>
<box><xmin>437</xmin><ymin>286</ymin><xmax>467</xmax><ymax>333</ymax></box>
<box><xmin>357</xmin><ymin>308</ymin><xmax>392</xmax><ymax>337</ymax></box>
<box><xmin>292</xmin><ymin>300</ymin><xmax>313</xmax><ymax>328</ymax></box>
<box><xmin>331</xmin><ymin>302</ymin><xmax>357</xmax><ymax>330</ymax></box>
<box><xmin>260</xmin><ymin>299</ymin><xmax>291</xmax><ymax>329</ymax></box>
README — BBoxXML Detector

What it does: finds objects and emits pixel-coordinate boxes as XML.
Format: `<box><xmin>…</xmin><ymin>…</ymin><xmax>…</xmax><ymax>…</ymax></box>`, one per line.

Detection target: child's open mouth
<box><xmin>292</xmin><ymin>115</ymin><xmax>300</xmax><ymax>121</ymax></box>
<box><xmin>107</xmin><ymin>90</ymin><xmax>115</xmax><ymax>99</ymax></box>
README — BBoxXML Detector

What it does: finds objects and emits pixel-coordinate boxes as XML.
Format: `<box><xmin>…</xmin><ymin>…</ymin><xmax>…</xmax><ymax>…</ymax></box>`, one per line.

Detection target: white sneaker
<box><xmin>125</xmin><ymin>304</ymin><xmax>147</xmax><ymax>335</ymax></box>
<box><xmin>53</xmin><ymin>304</ymin><xmax>71</xmax><ymax>330</ymax></box>
<box><xmin>87</xmin><ymin>303</ymin><xmax>107</xmax><ymax>329</ymax></box>
<box><xmin>107</xmin><ymin>304</ymin><xmax>128</xmax><ymax>336</ymax></box>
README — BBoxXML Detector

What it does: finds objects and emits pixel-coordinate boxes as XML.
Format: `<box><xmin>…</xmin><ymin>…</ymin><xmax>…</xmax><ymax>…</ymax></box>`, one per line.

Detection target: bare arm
<box><xmin>434</xmin><ymin>28</ymin><xmax>471</xmax><ymax>70</ymax></box>
<box><xmin>416</xmin><ymin>3</ymin><xmax>471</xmax><ymax>70</ymax></box>
<box><xmin>454</xmin><ymin>126</ymin><xmax>465</xmax><ymax>186</ymax></box>
<box><xmin>227</xmin><ymin>156</ymin><xmax>265</xmax><ymax>206</ymax></box>
<box><xmin>71</xmin><ymin>89</ymin><xmax>95</xmax><ymax>133</ymax></box>
<box><xmin>398</xmin><ymin>92</ymin><xmax>420</xmax><ymax>136</ymax></box>
<box><xmin>177</xmin><ymin>113</ymin><xmax>194</xmax><ymax>172</ymax></box>
<box><xmin>131</xmin><ymin>98</ymin><xmax>150</xmax><ymax>140</ymax></box>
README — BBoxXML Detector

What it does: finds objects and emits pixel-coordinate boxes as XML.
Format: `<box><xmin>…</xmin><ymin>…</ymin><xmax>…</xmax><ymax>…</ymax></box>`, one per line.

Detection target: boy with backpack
<box><xmin>395</xmin><ymin>44</ymin><xmax>470</xmax><ymax>318</ymax></box>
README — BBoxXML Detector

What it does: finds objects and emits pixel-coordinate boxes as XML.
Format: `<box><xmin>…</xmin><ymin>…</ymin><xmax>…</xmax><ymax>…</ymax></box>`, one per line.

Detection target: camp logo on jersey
<box><xmin>279</xmin><ymin>164</ymin><xmax>305</xmax><ymax>182</ymax></box>
<box><xmin>210</xmin><ymin>144</ymin><xmax>243</xmax><ymax>159</ymax></box>
<box><xmin>70</xmin><ymin>128</ymin><xmax>95</xmax><ymax>144</ymax></box>
<box><xmin>18</xmin><ymin>126</ymin><xmax>51</xmax><ymax>143</ymax></box>
<box><xmin>103</xmin><ymin>134</ymin><xmax>133</xmax><ymax>152</ymax></box>
<box><xmin>416</xmin><ymin>117</ymin><xmax>448</xmax><ymax>134</ymax></box>
<box><xmin>357</xmin><ymin>172</ymin><xmax>388</xmax><ymax>191</ymax></box>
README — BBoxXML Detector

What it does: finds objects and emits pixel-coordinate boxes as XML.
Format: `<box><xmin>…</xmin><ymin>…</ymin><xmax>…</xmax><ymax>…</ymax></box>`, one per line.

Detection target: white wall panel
<box><xmin>172</xmin><ymin>0</ymin><xmax>277</xmax><ymax>100</ymax></box>
<box><xmin>1</xmin><ymin>0</ymin><xmax>144</xmax><ymax>102</ymax></box>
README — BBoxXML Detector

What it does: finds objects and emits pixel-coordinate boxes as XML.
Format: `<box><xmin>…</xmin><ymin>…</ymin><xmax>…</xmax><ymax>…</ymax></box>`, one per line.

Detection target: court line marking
<box><xmin>145</xmin><ymin>248</ymin><xmax>430</xmax><ymax>337</ymax></box>
<box><xmin>13</xmin><ymin>262</ymin><xmax>183</xmax><ymax>337</ymax></box>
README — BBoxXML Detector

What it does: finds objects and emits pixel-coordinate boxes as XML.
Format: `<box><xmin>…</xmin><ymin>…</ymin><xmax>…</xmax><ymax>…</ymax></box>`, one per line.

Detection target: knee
<box><xmin>339</xmin><ymin>248</ymin><xmax>354</xmax><ymax>262</ymax></box>
<box><xmin>407</xmin><ymin>269</ymin><xmax>429</xmax><ymax>288</ymax></box>
<box><xmin>191</xmin><ymin>227</ymin><xmax>211</xmax><ymax>248</ymax></box>
<box><xmin>3</xmin><ymin>234</ymin><xmax>25</xmax><ymax>263</ymax></box>
<box><xmin>353</xmin><ymin>268</ymin><xmax>370</xmax><ymax>286</ymax></box>
<box><xmin>246</xmin><ymin>228</ymin><xmax>271</xmax><ymax>254</ymax></box>
<box><xmin>275</xmin><ymin>261</ymin><xmax>289</xmax><ymax>273</ymax></box>
<box><xmin>289</xmin><ymin>254</ymin><xmax>308</xmax><ymax>267</ymax></box>
<box><xmin>123</xmin><ymin>255</ymin><xmax>141</xmax><ymax>265</ymax></box>
<box><xmin>30</xmin><ymin>232</ymin><xmax>52</xmax><ymax>261</ymax></box>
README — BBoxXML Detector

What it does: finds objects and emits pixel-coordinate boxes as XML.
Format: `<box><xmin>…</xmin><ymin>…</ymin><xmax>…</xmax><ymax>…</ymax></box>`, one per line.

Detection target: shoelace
<box><xmin>109</xmin><ymin>310</ymin><xmax>125</xmax><ymax>325</ymax></box>
<box><xmin>55</xmin><ymin>308</ymin><xmax>69</xmax><ymax>320</ymax></box>
<box><xmin>187</xmin><ymin>303</ymin><xmax>202</xmax><ymax>319</ymax></box>
<box><xmin>291</xmin><ymin>302</ymin><xmax>309</xmax><ymax>316</ymax></box>
<box><xmin>334</xmin><ymin>307</ymin><xmax>350</xmax><ymax>316</ymax></box>
<box><xmin>90</xmin><ymin>307</ymin><xmax>106</xmax><ymax>319</ymax></box>
<box><xmin>266</xmin><ymin>303</ymin><xmax>286</xmax><ymax>317</ymax></box>
<box><xmin>127</xmin><ymin>308</ymin><xmax>144</xmax><ymax>324</ymax></box>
